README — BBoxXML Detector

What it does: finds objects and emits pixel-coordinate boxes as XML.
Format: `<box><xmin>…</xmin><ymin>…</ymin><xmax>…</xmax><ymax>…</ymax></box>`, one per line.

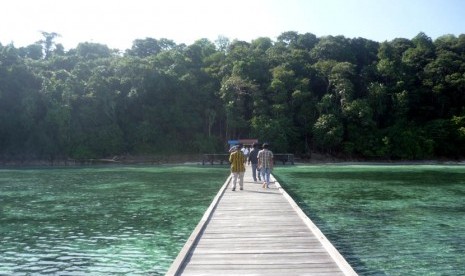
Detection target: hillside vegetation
<box><xmin>1</xmin><ymin>31</ymin><xmax>465</xmax><ymax>162</ymax></box>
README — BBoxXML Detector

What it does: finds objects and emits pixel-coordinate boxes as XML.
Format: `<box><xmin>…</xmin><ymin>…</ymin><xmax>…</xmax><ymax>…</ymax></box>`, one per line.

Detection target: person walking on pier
<box><xmin>247</xmin><ymin>142</ymin><xmax>261</xmax><ymax>182</ymax></box>
<box><xmin>229</xmin><ymin>143</ymin><xmax>246</xmax><ymax>191</ymax></box>
<box><xmin>258</xmin><ymin>143</ymin><xmax>273</xmax><ymax>188</ymax></box>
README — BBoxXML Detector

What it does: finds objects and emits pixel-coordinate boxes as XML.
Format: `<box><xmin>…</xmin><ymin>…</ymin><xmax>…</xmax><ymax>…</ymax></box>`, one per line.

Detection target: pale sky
<box><xmin>1</xmin><ymin>0</ymin><xmax>464</xmax><ymax>51</ymax></box>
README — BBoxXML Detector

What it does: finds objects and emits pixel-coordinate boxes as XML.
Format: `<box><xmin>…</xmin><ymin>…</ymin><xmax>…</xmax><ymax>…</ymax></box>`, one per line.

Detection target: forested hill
<box><xmin>1</xmin><ymin>31</ymin><xmax>465</xmax><ymax>162</ymax></box>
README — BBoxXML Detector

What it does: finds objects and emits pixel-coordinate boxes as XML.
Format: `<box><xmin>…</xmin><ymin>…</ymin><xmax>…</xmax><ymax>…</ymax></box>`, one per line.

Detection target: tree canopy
<box><xmin>1</xmin><ymin>31</ymin><xmax>465</xmax><ymax>162</ymax></box>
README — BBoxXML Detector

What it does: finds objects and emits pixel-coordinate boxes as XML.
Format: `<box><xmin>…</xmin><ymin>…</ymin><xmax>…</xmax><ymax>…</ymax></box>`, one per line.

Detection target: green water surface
<box><xmin>274</xmin><ymin>164</ymin><xmax>465</xmax><ymax>276</ymax></box>
<box><xmin>2</xmin><ymin>164</ymin><xmax>464</xmax><ymax>275</ymax></box>
<box><xmin>0</xmin><ymin>166</ymin><xmax>228</xmax><ymax>275</ymax></box>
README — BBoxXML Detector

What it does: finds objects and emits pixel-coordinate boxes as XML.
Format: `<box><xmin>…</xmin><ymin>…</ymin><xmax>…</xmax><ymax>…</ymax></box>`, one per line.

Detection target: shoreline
<box><xmin>1</xmin><ymin>155</ymin><xmax>464</xmax><ymax>168</ymax></box>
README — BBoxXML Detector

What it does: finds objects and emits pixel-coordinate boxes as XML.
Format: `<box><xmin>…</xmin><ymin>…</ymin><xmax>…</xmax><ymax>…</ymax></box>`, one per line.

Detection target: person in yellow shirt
<box><xmin>229</xmin><ymin>143</ymin><xmax>246</xmax><ymax>191</ymax></box>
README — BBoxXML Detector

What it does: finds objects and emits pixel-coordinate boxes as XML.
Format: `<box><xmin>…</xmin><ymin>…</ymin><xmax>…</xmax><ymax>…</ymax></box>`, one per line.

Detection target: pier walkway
<box><xmin>167</xmin><ymin>166</ymin><xmax>357</xmax><ymax>275</ymax></box>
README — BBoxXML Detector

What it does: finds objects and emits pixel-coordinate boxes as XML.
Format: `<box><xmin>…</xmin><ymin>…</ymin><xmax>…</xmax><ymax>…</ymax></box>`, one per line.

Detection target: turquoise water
<box><xmin>0</xmin><ymin>166</ymin><xmax>228</xmax><ymax>275</ymax></box>
<box><xmin>2</xmin><ymin>165</ymin><xmax>464</xmax><ymax>275</ymax></box>
<box><xmin>274</xmin><ymin>165</ymin><xmax>465</xmax><ymax>276</ymax></box>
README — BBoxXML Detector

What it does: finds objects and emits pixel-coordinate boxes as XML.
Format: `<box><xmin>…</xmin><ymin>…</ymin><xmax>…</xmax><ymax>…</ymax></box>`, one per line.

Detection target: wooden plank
<box><xmin>185</xmin><ymin>253</ymin><xmax>341</xmax><ymax>265</ymax></box>
<box><xmin>166</xmin><ymin>165</ymin><xmax>358</xmax><ymax>276</ymax></box>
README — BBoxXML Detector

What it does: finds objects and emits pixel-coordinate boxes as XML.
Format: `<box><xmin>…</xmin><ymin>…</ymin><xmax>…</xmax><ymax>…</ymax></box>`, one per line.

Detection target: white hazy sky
<box><xmin>1</xmin><ymin>0</ymin><xmax>464</xmax><ymax>51</ymax></box>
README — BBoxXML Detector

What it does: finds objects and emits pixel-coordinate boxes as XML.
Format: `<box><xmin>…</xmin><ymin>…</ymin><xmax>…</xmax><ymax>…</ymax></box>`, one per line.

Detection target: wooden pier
<box><xmin>167</xmin><ymin>166</ymin><xmax>358</xmax><ymax>275</ymax></box>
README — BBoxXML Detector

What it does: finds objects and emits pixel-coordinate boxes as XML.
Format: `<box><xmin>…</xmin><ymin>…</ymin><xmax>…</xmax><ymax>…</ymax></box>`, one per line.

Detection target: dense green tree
<box><xmin>126</xmin><ymin>38</ymin><xmax>162</xmax><ymax>58</ymax></box>
<box><xmin>75</xmin><ymin>42</ymin><xmax>113</xmax><ymax>60</ymax></box>
<box><xmin>313</xmin><ymin>114</ymin><xmax>343</xmax><ymax>153</ymax></box>
<box><xmin>20</xmin><ymin>44</ymin><xmax>43</xmax><ymax>60</ymax></box>
<box><xmin>219</xmin><ymin>74</ymin><xmax>257</xmax><ymax>139</ymax></box>
<box><xmin>311</xmin><ymin>35</ymin><xmax>355</xmax><ymax>63</ymax></box>
<box><xmin>1</xmin><ymin>31</ymin><xmax>465</xmax><ymax>162</ymax></box>
<box><xmin>38</xmin><ymin>31</ymin><xmax>60</xmax><ymax>59</ymax></box>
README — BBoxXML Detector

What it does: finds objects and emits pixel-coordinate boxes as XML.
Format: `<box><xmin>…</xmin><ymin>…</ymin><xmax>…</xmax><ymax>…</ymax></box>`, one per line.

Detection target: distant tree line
<box><xmin>1</xmin><ymin>31</ymin><xmax>465</xmax><ymax>162</ymax></box>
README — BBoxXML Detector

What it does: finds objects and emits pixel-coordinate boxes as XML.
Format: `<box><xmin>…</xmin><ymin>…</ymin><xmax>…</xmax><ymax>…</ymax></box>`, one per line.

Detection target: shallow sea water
<box><xmin>0</xmin><ymin>166</ymin><xmax>228</xmax><ymax>275</ymax></box>
<box><xmin>274</xmin><ymin>164</ymin><xmax>465</xmax><ymax>276</ymax></box>
<box><xmin>2</xmin><ymin>164</ymin><xmax>464</xmax><ymax>275</ymax></box>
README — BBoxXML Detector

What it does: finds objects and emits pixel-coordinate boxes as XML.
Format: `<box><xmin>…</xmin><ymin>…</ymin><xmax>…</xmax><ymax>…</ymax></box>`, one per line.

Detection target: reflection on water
<box><xmin>0</xmin><ymin>166</ymin><xmax>228</xmax><ymax>275</ymax></box>
<box><xmin>274</xmin><ymin>165</ymin><xmax>465</xmax><ymax>276</ymax></box>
